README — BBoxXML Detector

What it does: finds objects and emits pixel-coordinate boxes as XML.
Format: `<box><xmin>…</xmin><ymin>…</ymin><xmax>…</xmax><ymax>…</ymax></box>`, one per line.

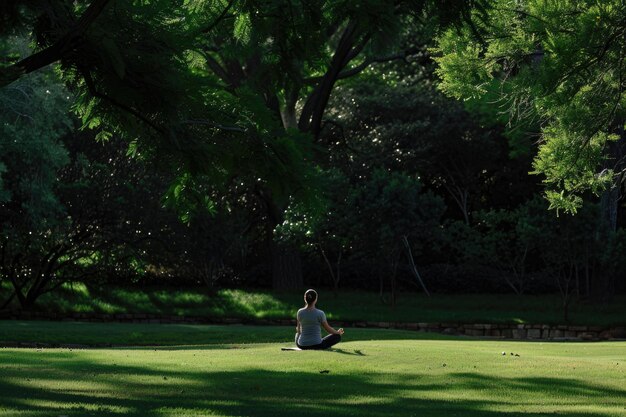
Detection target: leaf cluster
<box><xmin>433</xmin><ymin>0</ymin><xmax>626</xmax><ymax>213</ymax></box>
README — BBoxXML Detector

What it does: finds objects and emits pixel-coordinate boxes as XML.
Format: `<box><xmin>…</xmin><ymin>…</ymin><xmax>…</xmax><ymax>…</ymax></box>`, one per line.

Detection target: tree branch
<box><xmin>201</xmin><ymin>0</ymin><xmax>236</xmax><ymax>34</ymax></box>
<box><xmin>0</xmin><ymin>0</ymin><xmax>113</xmax><ymax>87</ymax></box>
<box><xmin>305</xmin><ymin>47</ymin><xmax>427</xmax><ymax>84</ymax></box>
<box><xmin>180</xmin><ymin>119</ymin><xmax>246</xmax><ymax>133</ymax></box>
<box><xmin>299</xmin><ymin>20</ymin><xmax>363</xmax><ymax>137</ymax></box>
<box><xmin>81</xmin><ymin>69</ymin><xmax>165</xmax><ymax>134</ymax></box>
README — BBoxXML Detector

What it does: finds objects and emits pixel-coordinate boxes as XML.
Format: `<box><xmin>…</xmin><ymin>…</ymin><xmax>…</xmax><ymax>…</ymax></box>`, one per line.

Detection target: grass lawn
<box><xmin>3</xmin><ymin>283</ymin><xmax>626</xmax><ymax>326</ymax></box>
<box><xmin>0</xmin><ymin>322</ymin><xmax>625</xmax><ymax>416</ymax></box>
<box><xmin>0</xmin><ymin>320</ymin><xmax>456</xmax><ymax>346</ymax></box>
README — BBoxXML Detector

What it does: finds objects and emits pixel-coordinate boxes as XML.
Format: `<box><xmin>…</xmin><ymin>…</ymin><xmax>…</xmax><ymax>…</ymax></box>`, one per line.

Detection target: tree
<box><xmin>188</xmin><ymin>0</ymin><xmax>488</xmax><ymax>288</ymax></box>
<box><xmin>346</xmin><ymin>169</ymin><xmax>444</xmax><ymax>305</ymax></box>
<box><xmin>0</xmin><ymin>53</ymin><xmax>179</xmax><ymax>309</ymax></box>
<box><xmin>322</xmin><ymin>77</ymin><xmax>528</xmax><ymax>224</ymax></box>
<box><xmin>0</xmin><ymin>57</ymin><xmax>73</xmax><ymax>308</ymax></box>
<box><xmin>275</xmin><ymin>169</ymin><xmax>352</xmax><ymax>292</ymax></box>
<box><xmin>433</xmin><ymin>0</ymin><xmax>626</xmax><ymax>298</ymax></box>
<box><xmin>0</xmin><ymin>2</ymin><xmax>319</xmax><ymax>231</ymax></box>
<box><xmin>434</xmin><ymin>0</ymin><xmax>626</xmax><ymax>213</ymax></box>
<box><xmin>1</xmin><ymin>0</ymin><xmax>488</xmax><ymax>290</ymax></box>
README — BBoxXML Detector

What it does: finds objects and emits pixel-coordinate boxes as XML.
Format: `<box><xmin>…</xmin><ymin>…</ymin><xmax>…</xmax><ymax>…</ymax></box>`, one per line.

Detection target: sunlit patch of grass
<box><xmin>218</xmin><ymin>289</ymin><xmax>292</xmax><ymax>318</ymax></box>
<box><xmin>70</xmin><ymin>303</ymin><xmax>100</xmax><ymax>313</ymax></box>
<box><xmin>0</xmin><ymin>335</ymin><xmax>624</xmax><ymax>417</ymax></box>
<box><xmin>3</xmin><ymin>284</ymin><xmax>625</xmax><ymax>326</ymax></box>
<box><xmin>91</xmin><ymin>300</ymin><xmax>124</xmax><ymax>314</ymax></box>
<box><xmin>154</xmin><ymin>291</ymin><xmax>207</xmax><ymax>305</ymax></box>
<box><xmin>61</xmin><ymin>282</ymin><xmax>90</xmax><ymax>297</ymax></box>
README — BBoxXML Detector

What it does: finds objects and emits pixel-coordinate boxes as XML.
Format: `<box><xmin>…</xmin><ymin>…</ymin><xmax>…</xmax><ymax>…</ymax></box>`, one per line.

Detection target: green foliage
<box><xmin>433</xmin><ymin>0</ymin><xmax>626</xmax><ymax>212</ymax></box>
<box><xmin>0</xmin><ymin>42</ymin><xmax>73</xmax><ymax>227</ymax></box>
<box><xmin>3</xmin><ymin>286</ymin><xmax>625</xmax><ymax>326</ymax></box>
<box><xmin>323</xmin><ymin>74</ymin><xmax>531</xmax><ymax>224</ymax></box>
<box><xmin>0</xmin><ymin>62</ymin><xmax>74</xmax><ymax>304</ymax></box>
<box><xmin>0</xmin><ymin>0</ymin><xmax>490</xmax><ymax>220</ymax></box>
<box><xmin>348</xmin><ymin>169</ymin><xmax>444</xmax><ymax>255</ymax></box>
<box><xmin>162</xmin><ymin>173</ymin><xmax>217</xmax><ymax>225</ymax></box>
<box><xmin>443</xmin><ymin>195</ymin><xmax>621</xmax><ymax>296</ymax></box>
<box><xmin>2</xmin><ymin>0</ymin><xmax>624</xmax><ymax>300</ymax></box>
<box><xmin>0</xmin><ymin>163</ymin><xmax>8</xmax><ymax>203</ymax></box>
<box><xmin>0</xmin><ymin>52</ymin><xmax>205</xmax><ymax>306</ymax></box>
<box><xmin>233</xmin><ymin>13</ymin><xmax>251</xmax><ymax>44</ymax></box>
<box><xmin>461</xmin><ymin>79</ymin><xmax>537</xmax><ymax>158</ymax></box>
<box><xmin>533</xmin><ymin>127</ymin><xmax>615</xmax><ymax>214</ymax></box>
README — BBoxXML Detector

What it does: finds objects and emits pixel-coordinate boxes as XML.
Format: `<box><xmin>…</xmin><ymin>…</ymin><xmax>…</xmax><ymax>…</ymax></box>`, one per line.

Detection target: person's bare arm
<box><xmin>296</xmin><ymin>318</ymin><xmax>301</xmax><ymax>334</ymax></box>
<box><xmin>322</xmin><ymin>321</ymin><xmax>344</xmax><ymax>335</ymax></box>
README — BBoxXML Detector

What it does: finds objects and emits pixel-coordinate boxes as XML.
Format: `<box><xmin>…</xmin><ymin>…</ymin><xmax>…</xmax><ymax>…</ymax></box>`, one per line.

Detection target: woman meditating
<box><xmin>295</xmin><ymin>289</ymin><xmax>344</xmax><ymax>350</ymax></box>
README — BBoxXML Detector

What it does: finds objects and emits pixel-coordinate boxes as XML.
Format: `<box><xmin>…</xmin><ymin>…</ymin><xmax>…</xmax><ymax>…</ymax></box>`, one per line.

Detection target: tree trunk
<box><xmin>594</xmin><ymin>126</ymin><xmax>625</xmax><ymax>300</ymax></box>
<box><xmin>0</xmin><ymin>291</ymin><xmax>16</xmax><ymax>310</ymax></box>
<box><xmin>402</xmin><ymin>235</ymin><xmax>431</xmax><ymax>297</ymax></box>
<box><xmin>20</xmin><ymin>294</ymin><xmax>38</xmax><ymax>311</ymax></box>
<box><xmin>389</xmin><ymin>249</ymin><xmax>401</xmax><ymax>308</ymax></box>
<box><xmin>270</xmin><ymin>241</ymin><xmax>303</xmax><ymax>290</ymax></box>
<box><xmin>258</xmin><ymin>187</ymin><xmax>304</xmax><ymax>290</ymax></box>
<box><xmin>334</xmin><ymin>251</ymin><xmax>342</xmax><ymax>293</ymax></box>
<box><xmin>318</xmin><ymin>244</ymin><xmax>341</xmax><ymax>293</ymax></box>
<box><xmin>595</xmin><ymin>186</ymin><xmax>618</xmax><ymax>300</ymax></box>
<box><xmin>0</xmin><ymin>0</ymin><xmax>113</xmax><ymax>88</ymax></box>
<box><xmin>378</xmin><ymin>271</ymin><xmax>386</xmax><ymax>304</ymax></box>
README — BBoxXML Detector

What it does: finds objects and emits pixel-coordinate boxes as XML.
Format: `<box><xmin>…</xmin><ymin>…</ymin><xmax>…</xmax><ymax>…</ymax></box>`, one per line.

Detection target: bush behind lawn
<box><xmin>2</xmin><ymin>283</ymin><xmax>625</xmax><ymax>326</ymax></box>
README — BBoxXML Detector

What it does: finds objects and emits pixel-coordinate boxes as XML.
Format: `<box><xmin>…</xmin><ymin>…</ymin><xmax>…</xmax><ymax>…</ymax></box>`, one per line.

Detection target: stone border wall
<box><xmin>1</xmin><ymin>310</ymin><xmax>624</xmax><ymax>341</ymax></box>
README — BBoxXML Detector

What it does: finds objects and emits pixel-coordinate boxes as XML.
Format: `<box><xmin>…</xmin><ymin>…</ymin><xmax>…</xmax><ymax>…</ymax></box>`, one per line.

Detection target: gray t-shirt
<box><xmin>296</xmin><ymin>307</ymin><xmax>327</xmax><ymax>346</ymax></box>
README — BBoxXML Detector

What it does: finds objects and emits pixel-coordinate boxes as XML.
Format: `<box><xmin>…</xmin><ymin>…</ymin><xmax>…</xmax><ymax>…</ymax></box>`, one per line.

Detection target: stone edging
<box><xmin>1</xmin><ymin>310</ymin><xmax>624</xmax><ymax>341</ymax></box>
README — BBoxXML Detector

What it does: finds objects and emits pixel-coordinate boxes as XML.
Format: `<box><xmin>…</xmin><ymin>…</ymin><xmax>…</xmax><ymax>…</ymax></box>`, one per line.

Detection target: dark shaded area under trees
<box><xmin>1</xmin><ymin>1</ymin><xmax>625</xmax><ymax>315</ymax></box>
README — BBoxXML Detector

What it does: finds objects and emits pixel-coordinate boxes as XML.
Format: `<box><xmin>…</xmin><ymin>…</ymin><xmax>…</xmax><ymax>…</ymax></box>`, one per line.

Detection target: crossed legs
<box><xmin>295</xmin><ymin>333</ymin><xmax>341</xmax><ymax>350</ymax></box>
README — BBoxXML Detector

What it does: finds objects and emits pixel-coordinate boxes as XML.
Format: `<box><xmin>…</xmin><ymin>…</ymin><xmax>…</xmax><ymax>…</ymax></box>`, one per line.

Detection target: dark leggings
<box><xmin>296</xmin><ymin>333</ymin><xmax>341</xmax><ymax>350</ymax></box>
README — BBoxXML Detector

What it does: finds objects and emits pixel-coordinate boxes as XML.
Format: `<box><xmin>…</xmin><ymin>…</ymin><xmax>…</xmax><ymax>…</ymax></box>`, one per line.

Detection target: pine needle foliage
<box><xmin>433</xmin><ymin>0</ymin><xmax>626</xmax><ymax>213</ymax></box>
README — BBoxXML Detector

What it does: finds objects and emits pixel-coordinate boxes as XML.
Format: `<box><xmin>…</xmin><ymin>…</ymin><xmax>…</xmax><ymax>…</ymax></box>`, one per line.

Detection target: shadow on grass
<box><xmin>328</xmin><ymin>348</ymin><xmax>367</xmax><ymax>356</ymax></box>
<box><xmin>0</xmin><ymin>321</ymin><xmax>462</xmax><ymax>347</ymax></box>
<box><xmin>4</xmin><ymin>282</ymin><xmax>626</xmax><ymax>326</ymax></box>
<box><xmin>0</xmin><ymin>350</ymin><xmax>624</xmax><ymax>417</ymax></box>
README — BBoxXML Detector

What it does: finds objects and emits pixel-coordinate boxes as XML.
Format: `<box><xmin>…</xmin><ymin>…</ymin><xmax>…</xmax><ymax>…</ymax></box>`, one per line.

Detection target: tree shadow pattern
<box><xmin>0</xmin><ymin>349</ymin><xmax>625</xmax><ymax>417</ymax></box>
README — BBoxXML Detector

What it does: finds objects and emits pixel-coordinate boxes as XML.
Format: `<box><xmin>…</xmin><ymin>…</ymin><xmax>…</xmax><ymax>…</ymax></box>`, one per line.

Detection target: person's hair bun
<box><xmin>304</xmin><ymin>289</ymin><xmax>317</xmax><ymax>305</ymax></box>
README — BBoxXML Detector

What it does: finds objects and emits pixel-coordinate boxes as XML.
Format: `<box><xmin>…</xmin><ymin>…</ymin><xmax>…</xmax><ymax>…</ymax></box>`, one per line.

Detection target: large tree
<box><xmin>0</xmin><ymin>64</ymin><xmax>137</xmax><ymax>309</ymax></box>
<box><xmin>434</xmin><ymin>0</ymin><xmax>626</xmax><ymax>214</ymax></box>
<box><xmin>1</xmin><ymin>0</ymin><xmax>486</xmax><ymax>289</ymax></box>
<box><xmin>433</xmin><ymin>0</ymin><xmax>626</xmax><ymax>298</ymax></box>
<box><xmin>189</xmin><ymin>0</ymin><xmax>490</xmax><ymax>288</ymax></box>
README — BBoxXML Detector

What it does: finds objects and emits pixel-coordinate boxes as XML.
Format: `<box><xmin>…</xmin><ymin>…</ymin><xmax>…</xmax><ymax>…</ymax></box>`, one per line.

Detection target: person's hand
<box><xmin>337</xmin><ymin>328</ymin><xmax>345</xmax><ymax>335</ymax></box>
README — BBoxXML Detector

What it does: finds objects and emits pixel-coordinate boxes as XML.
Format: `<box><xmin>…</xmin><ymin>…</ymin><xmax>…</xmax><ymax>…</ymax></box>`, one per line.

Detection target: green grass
<box><xmin>0</xmin><ymin>322</ymin><xmax>624</xmax><ymax>416</ymax></box>
<box><xmin>3</xmin><ymin>283</ymin><xmax>625</xmax><ymax>326</ymax></box>
<box><xmin>0</xmin><ymin>320</ymin><xmax>455</xmax><ymax>346</ymax></box>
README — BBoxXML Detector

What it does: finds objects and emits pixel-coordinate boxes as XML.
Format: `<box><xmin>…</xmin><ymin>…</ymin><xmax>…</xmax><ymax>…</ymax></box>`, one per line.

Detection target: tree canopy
<box><xmin>2</xmin><ymin>1</ymin><xmax>625</xmax><ymax>305</ymax></box>
<box><xmin>433</xmin><ymin>0</ymin><xmax>626</xmax><ymax>214</ymax></box>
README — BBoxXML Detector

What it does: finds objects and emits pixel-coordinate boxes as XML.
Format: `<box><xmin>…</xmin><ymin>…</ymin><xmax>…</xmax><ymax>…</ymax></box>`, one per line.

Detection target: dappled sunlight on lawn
<box><xmin>3</xmin><ymin>285</ymin><xmax>625</xmax><ymax>326</ymax></box>
<box><xmin>0</xmin><ymin>339</ymin><xmax>624</xmax><ymax>416</ymax></box>
<box><xmin>218</xmin><ymin>289</ymin><xmax>295</xmax><ymax>318</ymax></box>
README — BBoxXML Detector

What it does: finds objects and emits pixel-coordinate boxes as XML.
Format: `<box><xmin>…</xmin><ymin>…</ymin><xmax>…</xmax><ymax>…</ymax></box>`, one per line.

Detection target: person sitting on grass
<box><xmin>295</xmin><ymin>289</ymin><xmax>344</xmax><ymax>350</ymax></box>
